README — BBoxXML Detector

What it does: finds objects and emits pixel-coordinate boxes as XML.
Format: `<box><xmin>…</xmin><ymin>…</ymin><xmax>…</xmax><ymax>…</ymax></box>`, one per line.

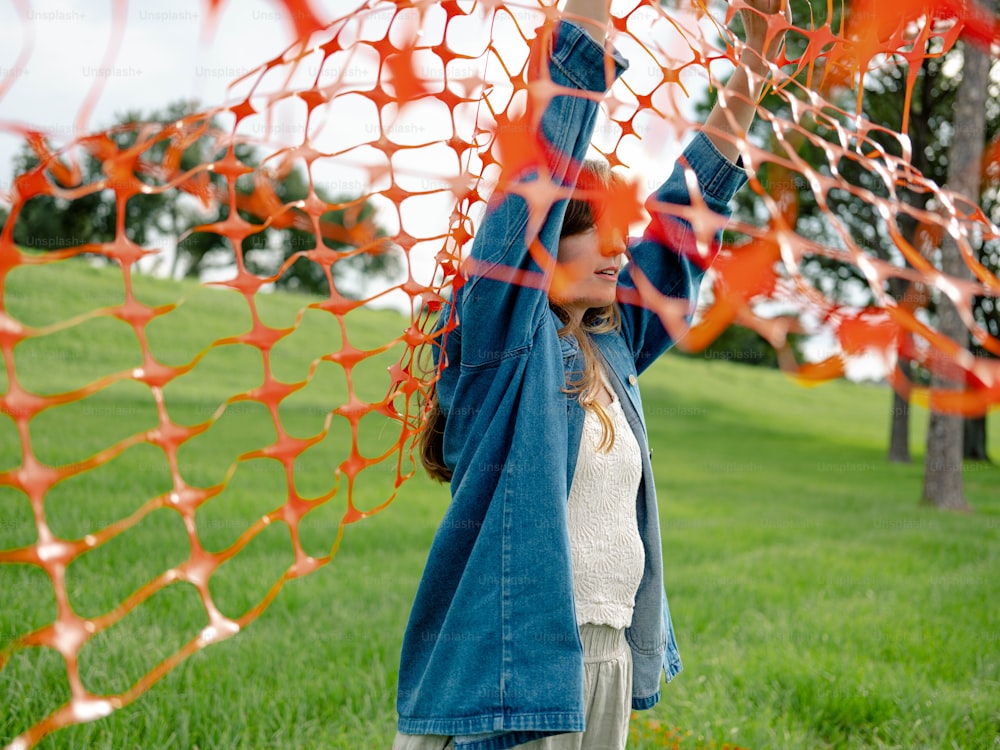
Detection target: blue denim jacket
<box><xmin>396</xmin><ymin>20</ymin><xmax>747</xmax><ymax>750</ymax></box>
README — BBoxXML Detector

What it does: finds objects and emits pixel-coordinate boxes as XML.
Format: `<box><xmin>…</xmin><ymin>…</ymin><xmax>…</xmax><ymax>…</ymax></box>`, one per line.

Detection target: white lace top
<box><xmin>566</xmin><ymin>376</ymin><xmax>645</xmax><ymax>628</ymax></box>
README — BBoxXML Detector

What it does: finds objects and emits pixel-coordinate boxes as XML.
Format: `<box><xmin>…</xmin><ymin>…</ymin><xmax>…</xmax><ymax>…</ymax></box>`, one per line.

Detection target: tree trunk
<box><xmin>886</xmin><ymin>274</ymin><xmax>922</xmax><ymax>463</ymax></box>
<box><xmin>168</xmin><ymin>202</ymin><xmax>182</xmax><ymax>280</ymax></box>
<box><xmin>963</xmin><ymin>416</ymin><xmax>990</xmax><ymax>461</ymax></box>
<box><xmin>922</xmin><ymin>26</ymin><xmax>991</xmax><ymax>511</ymax></box>
<box><xmin>888</xmin><ymin>358</ymin><xmax>912</xmax><ymax>463</ymax></box>
<box><xmin>886</xmin><ymin>51</ymin><xmax>937</xmax><ymax>465</ymax></box>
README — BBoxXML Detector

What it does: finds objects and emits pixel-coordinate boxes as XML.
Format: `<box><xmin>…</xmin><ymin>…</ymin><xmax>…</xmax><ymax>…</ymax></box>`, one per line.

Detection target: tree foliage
<box><xmin>231</xmin><ymin>158</ymin><xmax>399</xmax><ymax>296</ymax></box>
<box><xmin>707</xmin><ymin>0</ymin><xmax>998</xmax><ymax>463</ymax></box>
<box><xmin>5</xmin><ymin>101</ymin><xmax>400</xmax><ymax>298</ymax></box>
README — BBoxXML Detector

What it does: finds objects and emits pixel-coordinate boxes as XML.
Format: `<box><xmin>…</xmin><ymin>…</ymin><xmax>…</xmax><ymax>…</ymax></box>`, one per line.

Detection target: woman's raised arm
<box><xmin>615</xmin><ymin>0</ymin><xmax>788</xmax><ymax>369</ymax></box>
<box><xmin>457</xmin><ymin>13</ymin><xmax>627</xmax><ymax>368</ymax></box>
<box><xmin>702</xmin><ymin>0</ymin><xmax>790</xmax><ymax>163</ymax></box>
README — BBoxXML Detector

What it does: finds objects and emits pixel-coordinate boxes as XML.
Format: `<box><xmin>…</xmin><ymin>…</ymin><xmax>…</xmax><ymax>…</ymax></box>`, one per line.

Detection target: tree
<box><xmin>712</xmin><ymin>0</ymin><xmax>997</xmax><ymax>470</ymax></box>
<box><xmin>9</xmin><ymin>137</ymin><xmax>159</xmax><ymax>253</ymax></box>
<box><xmin>6</xmin><ymin>101</ymin><xmax>400</xmax><ymax>300</ymax></box>
<box><xmin>6</xmin><ymin>101</ymin><xmax>229</xmax><ymax>267</ymax></box>
<box><xmin>964</xmin><ymin>215</ymin><xmax>999</xmax><ymax>463</ymax></box>
<box><xmin>868</xmin><ymin>51</ymin><xmax>957</xmax><ymax>463</ymax></box>
<box><xmin>922</xmin><ymin>13</ymin><xmax>993</xmax><ymax>510</ymax></box>
<box><xmin>232</xmin><ymin>159</ymin><xmax>401</xmax><ymax>297</ymax></box>
<box><xmin>964</xmin><ymin>35</ymin><xmax>1000</xmax><ymax>463</ymax></box>
<box><xmin>966</xmin><ymin>238</ymin><xmax>998</xmax><ymax>462</ymax></box>
<box><xmin>155</xmin><ymin>115</ymin><xmax>400</xmax><ymax>297</ymax></box>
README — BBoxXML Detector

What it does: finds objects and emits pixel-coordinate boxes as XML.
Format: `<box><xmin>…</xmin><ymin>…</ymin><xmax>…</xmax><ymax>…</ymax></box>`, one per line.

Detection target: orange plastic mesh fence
<box><xmin>1</xmin><ymin>0</ymin><xmax>999</xmax><ymax>747</ymax></box>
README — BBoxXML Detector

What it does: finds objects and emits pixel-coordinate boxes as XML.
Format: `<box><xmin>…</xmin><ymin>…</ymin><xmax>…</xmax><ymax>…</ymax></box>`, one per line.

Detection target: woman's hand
<box><xmin>701</xmin><ymin>0</ymin><xmax>791</xmax><ymax>163</ymax></box>
<box><xmin>738</xmin><ymin>0</ymin><xmax>791</xmax><ymax>74</ymax></box>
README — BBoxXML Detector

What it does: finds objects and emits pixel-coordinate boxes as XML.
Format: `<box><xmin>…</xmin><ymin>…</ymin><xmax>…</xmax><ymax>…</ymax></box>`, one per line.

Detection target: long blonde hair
<box><xmin>418</xmin><ymin>159</ymin><xmax>624</xmax><ymax>481</ymax></box>
<box><xmin>553</xmin><ymin>303</ymin><xmax>621</xmax><ymax>453</ymax></box>
<box><xmin>553</xmin><ymin>158</ymin><xmax>625</xmax><ymax>452</ymax></box>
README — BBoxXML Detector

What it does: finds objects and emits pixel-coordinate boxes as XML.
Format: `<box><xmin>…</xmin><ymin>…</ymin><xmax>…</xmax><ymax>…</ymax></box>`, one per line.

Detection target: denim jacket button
<box><xmin>628</xmin><ymin>374</ymin><xmax>637</xmax><ymax>386</ymax></box>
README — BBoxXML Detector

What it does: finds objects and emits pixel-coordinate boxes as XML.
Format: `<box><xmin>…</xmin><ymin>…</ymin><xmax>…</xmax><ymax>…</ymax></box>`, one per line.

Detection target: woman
<box><xmin>394</xmin><ymin>2</ymin><xmax>787</xmax><ymax>748</ymax></box>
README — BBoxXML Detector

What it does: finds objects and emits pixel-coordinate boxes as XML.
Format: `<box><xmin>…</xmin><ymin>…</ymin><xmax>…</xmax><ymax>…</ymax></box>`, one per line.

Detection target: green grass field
<box><xmin>1</xmin><ymin>259</ymin><xmax>998</xmax><ymax>750</ymax></box>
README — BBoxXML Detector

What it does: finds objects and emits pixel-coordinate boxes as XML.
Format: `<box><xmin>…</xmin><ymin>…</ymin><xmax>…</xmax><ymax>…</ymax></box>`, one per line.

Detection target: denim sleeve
<box><xmin>458</xmin><ymin>21</ymin><xmax>628</xmax><ymax>369</ymax></box>
<box><xmin>617</xmin><ymin>131</ymin><xmax>748</xmax><ymax>375</ymax></box>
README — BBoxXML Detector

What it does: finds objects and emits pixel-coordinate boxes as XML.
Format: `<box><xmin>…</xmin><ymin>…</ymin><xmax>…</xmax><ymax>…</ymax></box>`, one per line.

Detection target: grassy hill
<box><xmin>1</xmin><ymin>258</ymin><xmax>998</xmax><ymax>749</ymax></box>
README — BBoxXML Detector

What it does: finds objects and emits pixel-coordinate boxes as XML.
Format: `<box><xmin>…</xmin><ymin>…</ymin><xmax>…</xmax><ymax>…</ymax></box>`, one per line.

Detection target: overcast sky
<box><xmin>0</xmin><ymin>0</ymin><xmax>357</xmax><ymax>190</ymax></box>
<box><xmin>0</xmin><ymin>0</ymin><xmax>448</xmax><ymax>310</ymax></box>
<box><xmin>0</xmin><ymin>0</ymin><xmax>713</xmax><ymax>196</ymax></box>
<box><xmin>0</xmin><ymin>0</ymin><xmax>706</xmax><ymax>305</ymax></box>
<box><xmin>0</xmin><ymin>0</ymin><xmax>886</xmax><ymax>376</ymax></box>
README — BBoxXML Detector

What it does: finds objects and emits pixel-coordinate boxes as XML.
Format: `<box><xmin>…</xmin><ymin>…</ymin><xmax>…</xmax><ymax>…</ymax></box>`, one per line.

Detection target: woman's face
<box><xmin>551</xmin><ymin>224</ymin><xmax>627</xmax><ymax>313</ymax></box>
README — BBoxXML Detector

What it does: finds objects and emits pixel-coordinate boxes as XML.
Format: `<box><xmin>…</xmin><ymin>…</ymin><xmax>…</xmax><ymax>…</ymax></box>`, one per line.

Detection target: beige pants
<box><xmin>393</xmin><ymin>624</ymin><xmax>632</xmax><ymax>750</ymax></box>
